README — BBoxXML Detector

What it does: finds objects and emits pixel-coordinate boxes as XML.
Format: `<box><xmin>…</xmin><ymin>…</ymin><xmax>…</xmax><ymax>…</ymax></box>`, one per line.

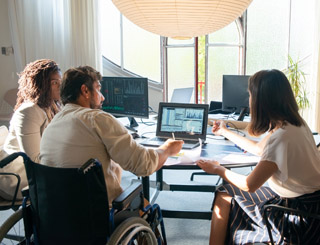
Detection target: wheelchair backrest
<box><xmin>24</xmin><ymin>158</ymin><xmax>110</xmax><ymax>245</ymax></box>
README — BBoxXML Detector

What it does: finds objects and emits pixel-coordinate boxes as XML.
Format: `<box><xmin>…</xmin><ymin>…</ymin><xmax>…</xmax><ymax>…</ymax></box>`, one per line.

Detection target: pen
<box><xmin>172</xmin><ymin>132</ymin><xmax>175</xmax><ymax>140</ymax></box>
<box><xmin>234</xmin><ymin>144</ymin><xmax>247</xmax><ymax>153</ymax></box>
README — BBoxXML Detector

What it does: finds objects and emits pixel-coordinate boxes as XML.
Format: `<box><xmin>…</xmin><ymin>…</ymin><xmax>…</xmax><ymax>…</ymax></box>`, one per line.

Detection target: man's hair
<box><xmin>248</xmin><ymin>69</ymin><xmax>304</xmax><ymax>136</ymax></box>
<box><xmin>15</xmin><ymin>59</ymin><xmax>60</xmax><ymax>110</ymax></box>
<box><xmin>60</xmin><ymin>66</ymin><xmax>102</xmax><ymax>105</ymax></box>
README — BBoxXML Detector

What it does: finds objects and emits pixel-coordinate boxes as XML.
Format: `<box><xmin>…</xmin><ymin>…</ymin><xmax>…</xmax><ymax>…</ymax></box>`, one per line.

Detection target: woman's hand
<box><xmin>196</xmin><ymin>159</ymin><xmax>221</xmax><ymax>174</ymax></box>
<box><xmin>212</xmin><ymin>120</ymin><xmax>227</xmax><ymax>136</ymax></box>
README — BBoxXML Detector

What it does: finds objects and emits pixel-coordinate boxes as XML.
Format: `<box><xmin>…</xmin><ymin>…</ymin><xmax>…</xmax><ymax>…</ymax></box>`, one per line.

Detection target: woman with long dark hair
<box><xmin>0</xmin><ymin>59</ymin><xmax>61</xmax><ymax>200</ymax></box>
<box><xmin>197</xmin><ymin>69</ymin><xmax>320</xmax><ymax>244</ymax></box>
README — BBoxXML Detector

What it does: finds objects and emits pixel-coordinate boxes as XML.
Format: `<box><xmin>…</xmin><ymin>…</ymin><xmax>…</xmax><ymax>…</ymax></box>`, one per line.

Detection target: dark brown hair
<box><xmin>60</xmin><ymin>66</ymin><xmax>102</xmax><ymax>105</ymax></box>
<box><xmin>248</xmin><ymin>69</ymin><xmax>304</xmax><ymax>136</ymax></box>
<box><xmin>15</xmin><ymin>59</ymin><xmax>61</xmax><ymax>110</ymax></box>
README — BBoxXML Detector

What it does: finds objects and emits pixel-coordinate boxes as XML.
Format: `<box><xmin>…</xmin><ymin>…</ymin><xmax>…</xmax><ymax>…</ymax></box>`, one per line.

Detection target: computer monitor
<box><xmin>222</xmin><ymin>75</ymin><xmax>250</xmax><ymax>114</ymax></box>
<box><xmin>101</xmin><ymin>77</ymin><xmax>149</xmax><ymax>130</ymax></box>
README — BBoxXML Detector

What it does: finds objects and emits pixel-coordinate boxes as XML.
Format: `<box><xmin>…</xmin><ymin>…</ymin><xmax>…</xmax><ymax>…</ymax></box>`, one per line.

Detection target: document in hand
<box><xmin>165</xmin><ymin>139</ymin><xmax>202</xmax><ymax>165</ymax></box>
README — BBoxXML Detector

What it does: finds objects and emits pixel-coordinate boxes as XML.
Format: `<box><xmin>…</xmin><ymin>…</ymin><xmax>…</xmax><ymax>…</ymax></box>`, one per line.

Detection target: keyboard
<box><xmin>142</xmin><ymin>137</ymin><xmax>201</xmax><ymax>149</ymax></box>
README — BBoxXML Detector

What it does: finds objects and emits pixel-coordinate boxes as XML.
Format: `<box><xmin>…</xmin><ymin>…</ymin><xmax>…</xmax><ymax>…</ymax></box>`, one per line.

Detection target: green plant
<box><xmin>285</xmin><ymin>56</ymin><xmax>310</xmax><ymax>110</ymax></box>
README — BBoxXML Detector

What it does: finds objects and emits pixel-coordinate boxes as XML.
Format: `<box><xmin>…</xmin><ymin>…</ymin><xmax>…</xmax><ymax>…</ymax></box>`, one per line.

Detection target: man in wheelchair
<box><xmin>29</xmin><ymin>66</ymin><xmax>182</xmax><ymax>244</ymax></box>
<box><xmin>39</xmin><ymin>65</ymin><xmax>183</xmax><ymax>205</ymax></box>
<box><xmin>0</xmin><ymin>152</ymin><xmax>166</xmax><ymax>244</ymax></box>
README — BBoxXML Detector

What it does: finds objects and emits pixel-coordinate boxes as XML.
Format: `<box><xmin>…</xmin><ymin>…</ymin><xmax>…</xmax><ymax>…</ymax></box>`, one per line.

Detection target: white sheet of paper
<box><xmin>165</xmin><ymin>139</ymin><xmax>202</xmax><ymax>165</ymax></box>
<box><xmin>164</xmin><ymin>140</ymin><xmax>261</xmax><ymax>166</ymax></box>
<box><xmin>219</xmin><ymin>153</ymin><xmax>260</xmax><ymax>165</ymax></box>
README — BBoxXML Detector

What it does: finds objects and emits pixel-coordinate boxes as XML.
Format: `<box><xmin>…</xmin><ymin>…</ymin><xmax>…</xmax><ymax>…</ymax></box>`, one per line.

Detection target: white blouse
<box><xmin>262</xmin><ymin>122</ymin><xmax>320</xmax><ymax>198</ymax></box>
<box><xmin>0</xmin><ymin>102</ymin><xmax>48</xmax><ymax>199</ymax></box>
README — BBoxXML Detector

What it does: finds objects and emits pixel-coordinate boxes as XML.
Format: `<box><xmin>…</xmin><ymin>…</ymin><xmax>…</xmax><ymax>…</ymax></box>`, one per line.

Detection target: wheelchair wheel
<box><xmin>108</xmin><ymin>216</ymin><xmax>157</xmax><ymax>245</ymax></box>
<box><xmin>0</xmin><ymin>208</ymin><xmax>24</xmax><ymax>244</ymax></box>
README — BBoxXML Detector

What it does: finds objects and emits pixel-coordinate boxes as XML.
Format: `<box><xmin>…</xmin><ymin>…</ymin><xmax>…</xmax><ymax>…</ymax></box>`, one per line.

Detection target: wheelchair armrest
<box><xmin>21</xmin><ymin>186</ymin><xmax>29</xmax><ymax>198</ymax></box>
<box><xmin>0</xmin><ymin>172</ymin><xmax>21</xmax><ymax>208</ymax></box>
<box><xmin>264</xmin><ymin>204</ymin><xmax>320</xmax><ymax>220</ymax></box>
<box><xmin>112</xmin><ymin>182</ymin><xmax>143</xmax><ymax>210</ymax></box>
<box><xmin>0</xmin><ymin>152</ymin><xmax>29</xmax><ymax>168</ymax></box>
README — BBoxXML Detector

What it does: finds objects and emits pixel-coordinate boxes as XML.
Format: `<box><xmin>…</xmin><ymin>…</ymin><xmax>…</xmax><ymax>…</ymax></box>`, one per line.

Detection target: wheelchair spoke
<box><xmin>0</xmin><ymin>209</ymin><xmax>24</xmax><ymax>245</ymax></box>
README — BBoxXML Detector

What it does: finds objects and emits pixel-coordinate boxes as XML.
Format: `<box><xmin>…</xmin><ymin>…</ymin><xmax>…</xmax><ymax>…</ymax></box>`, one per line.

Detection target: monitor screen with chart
<box><xmin>101</xmin><ymin>77</ymin><xmax>149</xmax><ymax>128</ymax></box>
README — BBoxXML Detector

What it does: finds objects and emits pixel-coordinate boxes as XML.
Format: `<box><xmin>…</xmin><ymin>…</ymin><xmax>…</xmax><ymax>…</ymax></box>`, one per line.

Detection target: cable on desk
<box><xmin>148</xmin><ymin>106</ymin><xmax>158</xmax><ymax>114</ymax></box>
<box><xmin>139</xmin><ymin>118</ymin><xmax>156</xmax><ymax>126</ymax></box>
<box><xmin>140</xmin><ymin>131</ymin><xmax>156</xmax><ymax>138</ymax></box>
<box><xmin>225</xmin><ymin>121</ymin><xmax>246</xmax><ymax>137</ymax></box>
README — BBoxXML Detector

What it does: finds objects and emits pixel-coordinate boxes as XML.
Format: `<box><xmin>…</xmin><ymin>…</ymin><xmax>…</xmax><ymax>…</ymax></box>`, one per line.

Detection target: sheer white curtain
<box><xmin>312</xmin><ymin>0</ymin><xmax>320</xmax><ymax>132</ymax></box>
<box><xmin>7</xmin><ymin>0</ymin><xmax>101</xmax><ymax>73</ymax></box>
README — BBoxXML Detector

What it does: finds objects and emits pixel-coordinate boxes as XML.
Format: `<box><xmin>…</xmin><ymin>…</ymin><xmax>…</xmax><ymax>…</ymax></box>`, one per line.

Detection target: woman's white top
<box><xmin>262</xmin><ymin>122</ymin><xmax>320</xmax><ymax>198</ymax></box>
<box><xmin>0</xmin><ymin>102</ymin><xmax>48</xmax><ymax>199</ymax></box>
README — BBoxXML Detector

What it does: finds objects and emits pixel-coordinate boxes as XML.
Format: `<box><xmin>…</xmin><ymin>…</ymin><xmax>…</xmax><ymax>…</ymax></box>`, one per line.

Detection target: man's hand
<box><xmin>155</xmin><ymin>139</ymin><xmax>184</xmax><ymax>171</ymax></box>
<box><xmin>159</xmin><ymin>139</ymin><xmax>184</xmax><ymax>156</ymax></box>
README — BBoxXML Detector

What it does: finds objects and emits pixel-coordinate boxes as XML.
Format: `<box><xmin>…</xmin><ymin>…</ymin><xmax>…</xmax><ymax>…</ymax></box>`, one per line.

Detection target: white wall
<box><xmin>0</xmin><ymin>0</ymin><xmax>18</xmax><ymax>101</ymax></box>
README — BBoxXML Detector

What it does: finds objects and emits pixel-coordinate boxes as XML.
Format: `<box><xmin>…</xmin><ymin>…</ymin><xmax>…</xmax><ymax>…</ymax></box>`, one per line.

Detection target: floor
<box><xmin>121</xmin><ymin>167</ymin><xmax>253</xmax><ymax>245</ymax></box>
<box><xmin>122</xmin><ymin>169</ymin><xmax>214</xmax><ymax>245</ymax></box>
<box><xmin>0</xmin><ymin>167</ymin><xmax>253</xmax><ymax>245</ymax></box>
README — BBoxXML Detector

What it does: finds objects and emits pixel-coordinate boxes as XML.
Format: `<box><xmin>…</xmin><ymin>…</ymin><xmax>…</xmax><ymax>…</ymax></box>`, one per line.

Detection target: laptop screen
<box><xmin>156</xmin><ymin>102</ymin><xmax>209</xmax><ymax>140</ymax></box>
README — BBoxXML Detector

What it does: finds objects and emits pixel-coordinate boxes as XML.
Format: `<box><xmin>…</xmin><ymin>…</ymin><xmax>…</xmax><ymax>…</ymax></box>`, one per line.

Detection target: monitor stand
<box><xmin>237</xmin><ymin>107</ymin><xmax>248</xmax><ymax>121</ymax></box>
<box><xmin>125</xmin><ymin>117</ymin><xmax>139</xmax><ymax>132</ymax></box>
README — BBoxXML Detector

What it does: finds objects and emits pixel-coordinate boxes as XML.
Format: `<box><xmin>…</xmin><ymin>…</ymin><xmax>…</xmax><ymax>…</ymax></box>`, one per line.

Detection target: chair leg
<box><xmin>190</xmin><ymin>172</ymin><xmax>214</xmax><ymax>181</ymax></box>
<box><xmin>263</xmin><ymin>206</ymin><xmax>275</xmax><ymax>245</ymax></box>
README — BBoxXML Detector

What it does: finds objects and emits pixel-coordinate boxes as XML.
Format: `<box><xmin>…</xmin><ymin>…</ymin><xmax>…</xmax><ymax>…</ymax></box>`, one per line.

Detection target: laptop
<box><xmin>170</xmin><ymin>87</ymin><xmax>194</xmax><ymax>103</ymax></box>
<box><xmin>141</xmin><ymin>102</ymin><xmax>209</xmax><ymax>149</ymax></box>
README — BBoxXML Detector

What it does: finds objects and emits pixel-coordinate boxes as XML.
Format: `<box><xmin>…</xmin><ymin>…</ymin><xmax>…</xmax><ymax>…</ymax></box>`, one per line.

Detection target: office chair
<box><xmin>0</xmin><ymin>152</ymin><xmax>166</xmax><ymax>245</ymax></box>
<box><xmin>0</xmin><ymin>88</ymin><xmax>18</xmax><ymax>125</ymax></box>
<box><xmin>263</xmin><ymin>197</ymin><xmax>320</xmax><ymax>244</ymax></box>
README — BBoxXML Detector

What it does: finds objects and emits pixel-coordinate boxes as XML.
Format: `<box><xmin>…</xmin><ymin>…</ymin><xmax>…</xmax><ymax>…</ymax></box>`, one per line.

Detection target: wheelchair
<box><xmin>0</xmin><ymin>152</ymin><xmax>167</xmax><ymax>244</ymax></box>
<box><xmin>0</xmin><ymin>154</ymin><xmax>25</xmax><ymax>244</ymax></box>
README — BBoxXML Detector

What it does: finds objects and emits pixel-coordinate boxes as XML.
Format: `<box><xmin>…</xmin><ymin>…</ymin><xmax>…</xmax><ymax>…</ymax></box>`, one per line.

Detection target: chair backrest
<box><xmin>24</xmin><ymin>158</ymin><xmax>110</xmax><ymax>244</ymax></box>
<box><xmin>0</xmin><ymin>125</ymin><xmax>8</xmax><ymax>147</ymax></box>
<box><xmin>3</xmin><ymin>88</ymin><xmax>18</xmax><ymax>109</ymax></box>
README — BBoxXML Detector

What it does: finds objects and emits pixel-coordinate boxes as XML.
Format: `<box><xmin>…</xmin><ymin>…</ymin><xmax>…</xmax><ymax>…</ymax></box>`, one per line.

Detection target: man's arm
<box><xmin>155</xmin><ymin>139</ymin><xmax>184</xmax><ymax>171</ymax></box>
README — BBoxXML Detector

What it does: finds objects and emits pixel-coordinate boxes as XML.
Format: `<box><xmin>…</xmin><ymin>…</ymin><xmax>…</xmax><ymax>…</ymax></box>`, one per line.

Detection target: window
<box><xmin>100</xmin><ymin>0</ymin><xmax>315</xmax><ymax>112</ymax></box>
<box><xmin>207</xmin><ymin>21</ymin><xmax>243</xmax><ymax>103</ymax></box>
<box><xmin>123</xmin><ymin>18</ymin><xmax>160</xmax><ymax>82</ymax></box>
<box><xmin>100</xmin><ymin>0</ymin><xmax>121</xmax><ymax>65</ymax></box>
<box><xmin>246</xmin><ymin>0</ymin><xmax>290</xmax><ymax>74</ymax></box>
<box><xmin>100</xmin><ymin>0</ymin><xmax>160</xmax><ymax>83</ymax></box>
<box><xmin>166</xmin><ymin>38</ymin><xmax>196</xmax><ymax>102</ymax></box>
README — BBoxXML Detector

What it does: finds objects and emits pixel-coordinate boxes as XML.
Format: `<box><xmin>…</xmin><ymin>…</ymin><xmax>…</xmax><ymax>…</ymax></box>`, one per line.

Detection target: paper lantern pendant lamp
<box><xmin>112</xmin><ymin>0</ymin><xmax>253</xmax><ymax>39</ymax></box>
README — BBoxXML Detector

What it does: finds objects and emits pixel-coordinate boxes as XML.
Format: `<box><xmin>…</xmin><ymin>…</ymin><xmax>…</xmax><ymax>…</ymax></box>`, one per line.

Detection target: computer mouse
<box><xmin>131</xmin><ymin>132</ymin><xmax>140</xmax><ymax>139</ymax></box>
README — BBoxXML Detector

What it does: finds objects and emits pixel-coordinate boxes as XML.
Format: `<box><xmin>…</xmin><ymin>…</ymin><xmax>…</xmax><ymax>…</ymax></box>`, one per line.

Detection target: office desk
<box><xmin>142</xmin><ymin>142</ymin><xmax>258</xmax><ymax>220</ymax></box>
<box><xmin>117</xmin><ymin>116</ymin><xmax>259</xmax><ymax>219</ymax></box>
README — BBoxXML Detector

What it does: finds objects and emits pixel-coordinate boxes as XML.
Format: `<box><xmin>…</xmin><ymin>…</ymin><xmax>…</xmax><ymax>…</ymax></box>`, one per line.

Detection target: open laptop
<box><xmin>141</xmin><ymin>102</ymin><xmax>209</xmax><ymax>149</ymax></box>
<box><xmin>170</xmin><ymin>87</ymin><xmax>194</xmax><ymax>103</ymax></box>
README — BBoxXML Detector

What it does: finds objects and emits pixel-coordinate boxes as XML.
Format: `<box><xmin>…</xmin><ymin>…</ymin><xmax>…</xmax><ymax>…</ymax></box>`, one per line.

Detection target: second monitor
<box><xmin>101</xmin><ymin>76</ymin><xmax>149</xmax><ymax>130</ymax></box>
<box><xmin>222</xmin><ymin>75</ymin><xmax>250</xmax><ymax>115</ymax></box>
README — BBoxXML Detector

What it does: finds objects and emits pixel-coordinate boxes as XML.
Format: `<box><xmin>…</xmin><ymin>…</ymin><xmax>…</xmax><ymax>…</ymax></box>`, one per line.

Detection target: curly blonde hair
<box><xmin>15</xmin><ymin>59</ymin><xmax>61</xmax><ymax>111</ymax></box>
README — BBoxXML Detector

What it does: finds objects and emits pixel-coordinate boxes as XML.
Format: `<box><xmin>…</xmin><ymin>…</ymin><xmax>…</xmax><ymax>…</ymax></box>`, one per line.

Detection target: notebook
<box><xmin>141</xmin><ymin>102</ymin><xmax>209</xmax><ymax>149</ymax></box>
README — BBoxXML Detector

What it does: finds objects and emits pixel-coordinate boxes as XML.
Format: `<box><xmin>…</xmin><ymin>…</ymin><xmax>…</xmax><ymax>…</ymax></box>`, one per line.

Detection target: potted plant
<box><xmin>284</xmin><ymin>56</ymin><xmax>310</xmax><ymax>110</ymax></box>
